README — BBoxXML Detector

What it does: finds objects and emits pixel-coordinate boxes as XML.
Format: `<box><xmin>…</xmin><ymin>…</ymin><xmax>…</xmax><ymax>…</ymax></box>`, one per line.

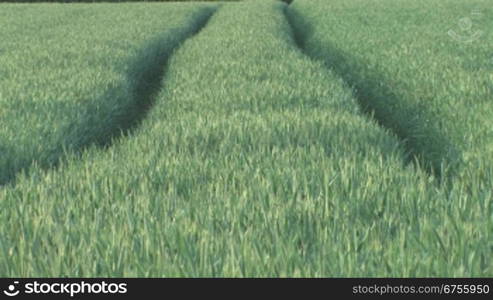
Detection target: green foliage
<box><xmin>0</xmin><ymin>0</ymin><xmax>493</xmax><ymax>277</ymax></box>
<box><xmin>289</xmin><ymin>0</ymin><xmax>493</xmax><ymax>185</ymax></box>
<box><xmin>0</xmin><ymin>0</ymin><xmax>491</xmax><ymax>277</ymax></box>
<box><xmin>0</xmin><ymin>3</ymin><xmax>216</xmax><ymax>185</ymax></box>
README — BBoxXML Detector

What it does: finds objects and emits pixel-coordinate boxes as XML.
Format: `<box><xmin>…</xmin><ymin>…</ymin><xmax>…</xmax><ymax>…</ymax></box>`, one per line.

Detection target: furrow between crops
<box><xmin>285</xmin><ymin>5</ymin><xmax>457</xmax><ymax>180</ymax></box>
<box><xmin>1</xmin><ymin>0</ymin><xmax>492</xmax><ymax>277</ymax></box>
<box><xmin>50</xmin><ymin>7</ymin><xmax>217</xmax><ymax>154</ymax></box>
<box><xmin>0</xmin><ymin>6</ymin><xmax>217</xmax><ymax>187</ymax></box>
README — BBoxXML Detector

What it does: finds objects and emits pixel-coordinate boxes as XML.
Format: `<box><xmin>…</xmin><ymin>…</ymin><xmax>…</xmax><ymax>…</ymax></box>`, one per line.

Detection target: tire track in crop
<box><xmin>284</xmin><ymin>4</ymin><xmax>457</xmax><ymax>180</ymax></box>
<box><xmin>0</xmin><ymin>7</ymin><xmax>217</xmax><ymax>187</ymax></box>
<box><xmin>57</xmin><ymin>7</ymin><xmax>217</xmax><ymax>151</ymax></box>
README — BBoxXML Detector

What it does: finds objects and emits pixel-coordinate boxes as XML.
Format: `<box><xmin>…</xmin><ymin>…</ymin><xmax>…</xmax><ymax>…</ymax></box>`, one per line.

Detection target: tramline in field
<box><xmin>0</xmin><ymin>0</ymin><xmax>491</xmax><ymax>277</ymax></box>
<box><xmin>0</xmin><ymin>3</ymin><xmax>216</xmax><ymax>186</ymax></box>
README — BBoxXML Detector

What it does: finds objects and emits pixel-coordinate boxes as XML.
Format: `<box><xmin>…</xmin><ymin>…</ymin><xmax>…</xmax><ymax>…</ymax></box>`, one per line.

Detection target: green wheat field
<box><xmin>0</xmin><ymin>0</ymin><xmax>492</xmax><ymax>277</ymax></box>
